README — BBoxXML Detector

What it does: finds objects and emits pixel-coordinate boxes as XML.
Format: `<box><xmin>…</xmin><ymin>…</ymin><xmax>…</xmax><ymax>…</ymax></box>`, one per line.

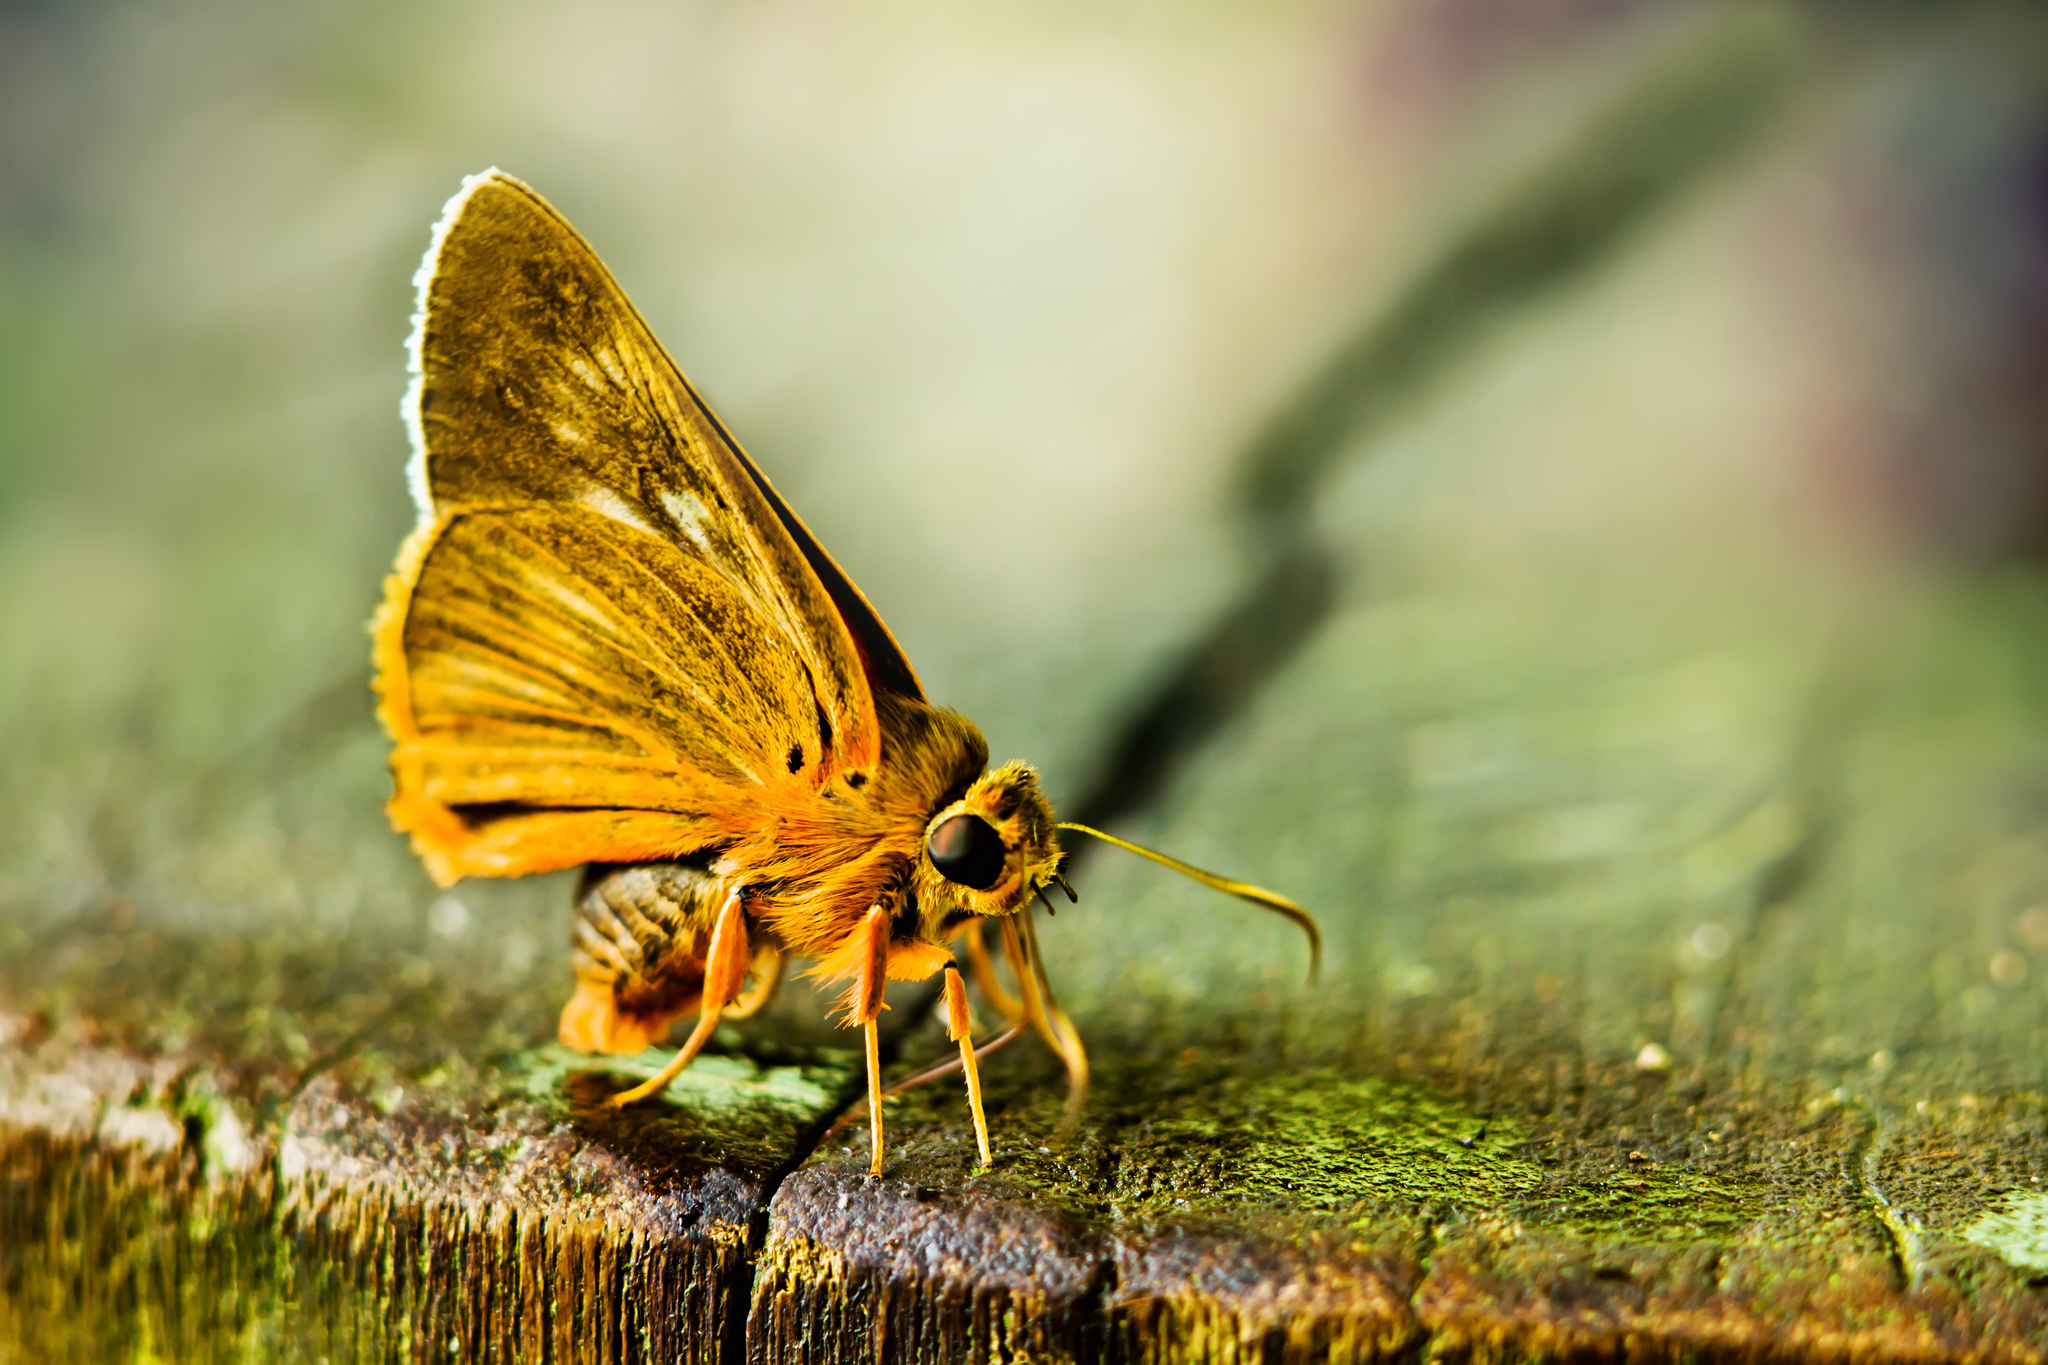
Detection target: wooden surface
<box><xmin>11</xmin><ymin>7</ymin><xmax>2048</xmax><ymax>1362</ymax></box>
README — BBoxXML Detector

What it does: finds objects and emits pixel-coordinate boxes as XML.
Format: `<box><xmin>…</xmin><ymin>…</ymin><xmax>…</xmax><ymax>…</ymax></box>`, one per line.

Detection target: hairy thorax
<box><xmin>717</xmin><ymin>690</ymin><xmax>993</xmax><ymax>958</ymax></box>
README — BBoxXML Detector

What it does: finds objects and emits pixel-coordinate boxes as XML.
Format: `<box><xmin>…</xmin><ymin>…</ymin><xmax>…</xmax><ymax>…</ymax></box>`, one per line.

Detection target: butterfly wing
<box><xmin>376</xmin><ymin>169</ymin><xmax>920</xmax><ymax>884</ymax></box>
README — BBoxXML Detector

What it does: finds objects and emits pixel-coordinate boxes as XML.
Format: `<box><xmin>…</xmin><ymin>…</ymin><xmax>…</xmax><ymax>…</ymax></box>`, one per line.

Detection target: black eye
<box><xmin>928</xmin><ymin>814</ymin><xmax>1006</xmax><ymax>890</ymax></box>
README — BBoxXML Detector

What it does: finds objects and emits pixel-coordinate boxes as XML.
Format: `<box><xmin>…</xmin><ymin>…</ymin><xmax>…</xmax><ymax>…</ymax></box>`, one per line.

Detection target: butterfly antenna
<box><xmin>1055</xmin><ymin>822</ymin><xmax>1321</xmax><ymax>984</ymax></box>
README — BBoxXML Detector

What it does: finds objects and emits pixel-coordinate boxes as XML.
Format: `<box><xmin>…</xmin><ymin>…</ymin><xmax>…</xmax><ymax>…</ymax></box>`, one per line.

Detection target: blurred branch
<box><xmin>1069</xmin><ymin>547</ymin><xmax>1334</xmax><ymax>830</ymax></box>
<box><xmin>1069</xmin><ymin>3</ymin><xmax>1807</xmax><ymax>844</ymax></box>
<box><xmin>1240</xmin><ymin>2</ymin><xmax>1805</xmax><ymax>535</ymax></box>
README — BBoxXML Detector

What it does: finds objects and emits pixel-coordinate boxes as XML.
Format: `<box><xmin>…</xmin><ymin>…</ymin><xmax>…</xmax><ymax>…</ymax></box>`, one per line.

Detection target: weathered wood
<box><xmin>0</xmin><ymin>984</ymin><xmax>854</xmax><ymax>1360</ymax></box>
<box><xmin>11</xmin><ymin>4</ymin><xmax>2048</xmax><ymax>1362</ymax></box>
<box><xmin>740</xmin><ymin>588</ymin><xmax>2048</xmax><ymax>1364</ymax></box>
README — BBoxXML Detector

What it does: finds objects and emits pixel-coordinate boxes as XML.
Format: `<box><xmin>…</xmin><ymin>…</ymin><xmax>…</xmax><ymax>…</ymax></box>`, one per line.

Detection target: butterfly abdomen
<box><xmin>559</xmin><ymin>861</ymin><xmax>725</xmax><ymax>1054</ymax></box>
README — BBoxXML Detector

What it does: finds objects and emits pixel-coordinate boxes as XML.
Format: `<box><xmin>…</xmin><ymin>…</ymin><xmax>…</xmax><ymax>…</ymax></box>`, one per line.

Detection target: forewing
<box><xmin>380</xmin><ymin>503</ymin><xmax>824</xmax><ymax>883</ymax></box>
<box><xmin>729</xmin><ymin>460</ymin><xmax>925</xmax><ymax>702</ymax></box>
<box><xmin>406</xmin><ymin>168</ymin><xmax>918</xmax><ymax>760</ymax></box>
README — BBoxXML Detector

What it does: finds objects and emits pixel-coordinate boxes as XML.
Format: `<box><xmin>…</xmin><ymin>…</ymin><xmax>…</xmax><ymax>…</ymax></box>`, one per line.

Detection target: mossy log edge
<box><xmin>0</xmin><ymin>1123</ymin><xmax>747</xmax><ymax>1363</ymax></box>
<box><xmin>10</xmin><ymin>1116</ymin><xmax>2048</xmax><ymax>1362</ymax></box>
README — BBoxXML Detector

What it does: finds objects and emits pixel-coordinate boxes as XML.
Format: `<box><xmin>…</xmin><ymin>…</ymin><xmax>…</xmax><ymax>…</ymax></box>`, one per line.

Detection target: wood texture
<box><xmin>12</xmin><ymin>7</ymin><xmax>2048</xmax><ymax>1363</ymax></box>
<box><xmin>1</xmin><ymin>981</ymin><xmax>855</xmax><ymax>1360</ymax></box>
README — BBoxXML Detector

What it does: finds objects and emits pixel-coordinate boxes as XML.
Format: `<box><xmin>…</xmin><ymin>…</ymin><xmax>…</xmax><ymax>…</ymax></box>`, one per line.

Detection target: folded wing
<box><xmin>377</xmin><ymin>170</ymin><xmax>921</xmax><ymax>882</ymax></box>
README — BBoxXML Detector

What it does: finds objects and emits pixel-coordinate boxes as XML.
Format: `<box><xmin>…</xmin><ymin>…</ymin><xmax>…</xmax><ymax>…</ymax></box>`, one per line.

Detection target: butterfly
<box><xmin>373</xmin><ymin>169</ymin><xmax>1319</xmax><ymax>1176</ymax></box>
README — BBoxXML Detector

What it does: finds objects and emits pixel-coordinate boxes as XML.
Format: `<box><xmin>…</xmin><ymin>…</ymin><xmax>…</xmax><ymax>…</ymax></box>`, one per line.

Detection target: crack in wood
<box><xmin>1839</xmin><ymin>1090</ymin><xmax>1929</xmax><ymax>1295</ymax></box>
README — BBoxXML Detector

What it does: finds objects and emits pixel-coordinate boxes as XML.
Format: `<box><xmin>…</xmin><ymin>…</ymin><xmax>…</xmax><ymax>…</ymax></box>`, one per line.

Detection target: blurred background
<box><xmin>5</xmin><ymin>0</ymin><xmax>2048</xmax><ymax>1086</ymax></box>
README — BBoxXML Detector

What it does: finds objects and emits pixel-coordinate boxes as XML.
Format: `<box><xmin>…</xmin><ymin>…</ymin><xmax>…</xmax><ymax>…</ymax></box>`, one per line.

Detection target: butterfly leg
<box><xmin>943</xmin><ymin>966</ymin><xmax>992</xmax><ymax>1165</ymax></box>
<box><xmin>1001</xmin><ymin>914</ymin><xmax>1090</xmax><ymax>1134</ymax></box>
<box><xmin>562</xmin><ymin>862</ymin><xmax>725</xmax><ymax>1055</ymax></box>
<box><xmin>850</xmin><ymin>903</ymin><xmax>892</xmax><ymax>1177</ymax></box>
<box><xmin>963</xmin><ymin>919</ymin><xmax>1023</xmax><ymax>1022</ymax></box>
<box><xmin>609</xmin><ymin>887</ymin><xmax>751</xmax><ymax>1107</ymax></box>
<box><xmin>816</xmin><ymin>1018</ymin><xmax>1024</xmax><ymax>1149</ymax></box>
<box><xmin>723</xmin><ymin>942</ymin><xmax>784</xmax><ymax>1020</ymax></box>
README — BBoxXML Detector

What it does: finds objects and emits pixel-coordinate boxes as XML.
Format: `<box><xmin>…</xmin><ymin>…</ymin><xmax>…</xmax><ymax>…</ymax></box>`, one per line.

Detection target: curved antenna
<box><xmin>1055</xmin><ymin>822</ymin><xmax>1322</xmax><ymax>984</ymax></box>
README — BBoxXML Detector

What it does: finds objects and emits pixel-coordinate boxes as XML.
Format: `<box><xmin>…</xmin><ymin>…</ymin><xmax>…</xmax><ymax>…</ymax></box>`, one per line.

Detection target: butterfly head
<box><xmin>913</xmin><ymin>760</ymin><xmax>1060</xmax><ymax>931</ymax></box>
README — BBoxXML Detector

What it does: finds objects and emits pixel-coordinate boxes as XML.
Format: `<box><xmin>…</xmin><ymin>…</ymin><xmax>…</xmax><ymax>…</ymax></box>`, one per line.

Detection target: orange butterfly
<box><xmin>373</xmin><ymin>169</ymin><xmax>1318</xmax><ymax>1175</ymax></box>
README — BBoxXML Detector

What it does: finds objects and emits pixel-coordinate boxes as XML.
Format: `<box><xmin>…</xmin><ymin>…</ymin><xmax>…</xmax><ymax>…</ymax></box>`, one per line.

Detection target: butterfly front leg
<box><xmin>851</xmin><ymin>905</ymin><xmax>890</xmax><ymax>1177</ymax></box>
<box><xmin>840</xmin><ymin>910</ymin><xmax>995</xmax><ymax>1175</ymax></box>
<box><xmin>942</xmin><ymin>966</ymin><xmax>993</xmax><ymax>1165</ymax></box>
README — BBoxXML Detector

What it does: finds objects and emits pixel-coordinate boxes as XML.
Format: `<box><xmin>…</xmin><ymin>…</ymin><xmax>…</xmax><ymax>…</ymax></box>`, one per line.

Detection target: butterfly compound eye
<box><xmin>928</xmin><ymin>814</ymin><xmax>1006</xmax><ymax>890</ymax></box>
